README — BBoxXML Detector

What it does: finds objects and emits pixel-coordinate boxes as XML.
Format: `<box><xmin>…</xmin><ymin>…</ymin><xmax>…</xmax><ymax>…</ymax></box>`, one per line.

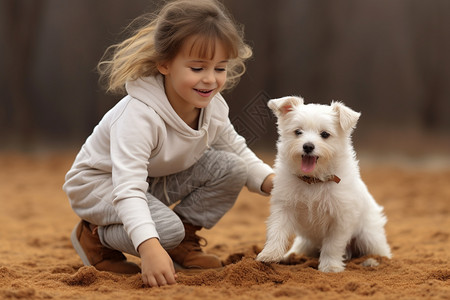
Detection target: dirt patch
<box><xmin>0</xmin><ymin>151</ymin><xmax>449</xmax><ymax>299</ymax></box>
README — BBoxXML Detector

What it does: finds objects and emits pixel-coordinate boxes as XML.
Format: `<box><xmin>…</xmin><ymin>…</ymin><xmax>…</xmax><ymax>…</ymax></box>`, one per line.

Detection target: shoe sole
<box><xmin>70</xmin><ymin>223</ymin><xmax>92</xmax><ymax>267</ymax></box>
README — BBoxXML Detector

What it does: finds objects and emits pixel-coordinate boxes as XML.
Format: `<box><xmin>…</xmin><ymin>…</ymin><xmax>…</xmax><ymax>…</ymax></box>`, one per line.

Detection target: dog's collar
<box><xmin>298</xmin><ymin>175</ymin><xmax>341</xmax><ymax>184</ymax></box>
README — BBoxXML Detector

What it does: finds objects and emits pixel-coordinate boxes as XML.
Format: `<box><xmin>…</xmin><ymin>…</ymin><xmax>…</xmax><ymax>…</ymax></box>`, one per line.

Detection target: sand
<box><xmin>0</xmin><ymin>151</ymin><xmax>449</xmax><ymax>299</ymax></box>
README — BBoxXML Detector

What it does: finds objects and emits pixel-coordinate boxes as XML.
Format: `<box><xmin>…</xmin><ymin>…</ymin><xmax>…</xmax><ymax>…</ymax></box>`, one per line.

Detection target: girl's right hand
<box><xmin>137</xmin><ymin>238</ymin><xmax>177</xmax><ymax>287</ymax></box>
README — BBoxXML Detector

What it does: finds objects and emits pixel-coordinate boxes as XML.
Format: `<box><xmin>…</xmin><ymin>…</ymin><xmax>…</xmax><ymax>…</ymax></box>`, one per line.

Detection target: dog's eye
<box><xmin>294</xmin><ymin>129</ymin><xmax>302</xmax><ymax>136</ymax></box>
<box><xmin>320</xmin><ymin>131</ymin><xmax>330</xmax><ymax>139</ymax></box>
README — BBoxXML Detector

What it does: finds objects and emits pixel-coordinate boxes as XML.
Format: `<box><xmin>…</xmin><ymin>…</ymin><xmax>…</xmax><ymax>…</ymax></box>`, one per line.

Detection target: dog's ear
<box><xmin>268</xmin><ymin>96</ymin><xmax>304</xmax><ymax>118</ymax></box>
<box><xmin>331</xmin><ymin>101</ymin><xmax>361</xmax><ymax>132</ymax></box>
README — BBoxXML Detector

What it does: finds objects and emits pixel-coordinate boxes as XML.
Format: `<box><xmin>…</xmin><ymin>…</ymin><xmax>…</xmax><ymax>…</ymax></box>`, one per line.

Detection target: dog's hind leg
<box><xmin>356</xmin><ymin>226</ymin><xmax>392</xmax><ymax>259</ymax></box>
<box><xmin>357</xmin><ymin>209</ymin><xmax>392</xmax><ymax>259</ymax></box>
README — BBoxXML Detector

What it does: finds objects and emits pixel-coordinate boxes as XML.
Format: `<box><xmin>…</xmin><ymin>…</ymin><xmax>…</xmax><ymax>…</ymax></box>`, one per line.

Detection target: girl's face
<box><xmin>157</xmin><ymin>36</ymin><xmax>229</xmax><ymax>116</ymax></box>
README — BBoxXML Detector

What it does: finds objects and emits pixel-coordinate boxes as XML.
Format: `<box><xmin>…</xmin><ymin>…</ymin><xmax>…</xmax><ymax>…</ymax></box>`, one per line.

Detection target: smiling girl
<box><xmin>63</xmin><ymin>0</ymin><xmax>274</xmax><ymax>287</ymax></box>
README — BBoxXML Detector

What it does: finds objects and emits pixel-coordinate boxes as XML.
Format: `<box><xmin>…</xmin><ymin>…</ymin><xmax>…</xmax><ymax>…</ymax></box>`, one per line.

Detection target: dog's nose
<box><xmin>303</xmin><ymin>143</ymin><xmax>315</xmax><ymax>154</ymax></box>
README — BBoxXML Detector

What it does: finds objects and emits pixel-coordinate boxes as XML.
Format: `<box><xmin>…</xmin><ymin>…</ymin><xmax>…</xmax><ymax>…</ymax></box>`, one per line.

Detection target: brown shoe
<box><xmin>168</xmin><ymin>223</ymin><xmax>222</xmax><ymax>269</ymax></box>
<box><xmin>70</xmin><ymin>220</ymin><xmax>141</xmax><ymax>274</ymax></box>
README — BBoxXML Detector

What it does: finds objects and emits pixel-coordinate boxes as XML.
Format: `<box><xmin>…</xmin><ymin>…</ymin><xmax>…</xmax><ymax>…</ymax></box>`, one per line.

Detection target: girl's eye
<box><xmin>321</xmin><ymin>131</ymin><xmax>330</xmax><ymax>139</ymax></box>
<box><xmin>190</xmin><ymin>67</ymin><xmax>203</xmax><ymax>72</ymax></box>
<box><xmin>294</xmin><ymin>129</ymin><xmax>302</xmax><ymax>136</ymax></box>
<box><xmin>215</xmin><ymin>68</ymin><xmax>226</xmax><ymax>72</ymax></box>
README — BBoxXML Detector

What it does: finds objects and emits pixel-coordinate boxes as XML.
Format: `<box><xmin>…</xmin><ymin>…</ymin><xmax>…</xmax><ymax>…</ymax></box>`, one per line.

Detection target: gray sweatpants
<box><xmin>98</xmin><ymin>149</ymin><xmax>247</xmax><ymax>257</ymax></box>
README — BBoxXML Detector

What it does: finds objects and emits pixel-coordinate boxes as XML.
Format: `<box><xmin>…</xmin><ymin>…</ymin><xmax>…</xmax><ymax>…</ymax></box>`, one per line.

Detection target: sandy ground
<box><xmin>0</xmin><ymin>150</ymin><xmax>449</xmax><ymax>300</ymax></box>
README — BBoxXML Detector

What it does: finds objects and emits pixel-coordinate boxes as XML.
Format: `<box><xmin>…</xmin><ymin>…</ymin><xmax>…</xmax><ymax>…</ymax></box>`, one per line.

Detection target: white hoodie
<box><xmin>63</xmin><ymin>75</ymin><xmax>273</xmax><ymax>250</ymax></box>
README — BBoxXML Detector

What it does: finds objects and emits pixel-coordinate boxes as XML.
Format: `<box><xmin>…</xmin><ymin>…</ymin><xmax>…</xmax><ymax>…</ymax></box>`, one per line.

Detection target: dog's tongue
<box><xmin>301</xmin><ymin>155</ymin><xmax>317</xmax><ymax>173</ymax></box>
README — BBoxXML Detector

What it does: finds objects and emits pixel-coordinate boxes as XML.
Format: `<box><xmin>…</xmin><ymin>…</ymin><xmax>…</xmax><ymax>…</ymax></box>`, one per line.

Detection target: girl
<box><xmin>63</xmin><ymin>0</ymin><xmax>274</xmax><ymax>287</ymax></box>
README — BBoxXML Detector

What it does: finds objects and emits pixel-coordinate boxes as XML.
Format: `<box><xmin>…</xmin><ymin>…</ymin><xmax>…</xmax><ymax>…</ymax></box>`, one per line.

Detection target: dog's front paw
<box><xmin>318</xmin><ymin>260</ymin><xmax>345</xmax><ymax>273</ymax></box>
<box><xmin>256</xmin><ymin>248</ymin><xmax>284</xmax><ymax>263</ymax></box>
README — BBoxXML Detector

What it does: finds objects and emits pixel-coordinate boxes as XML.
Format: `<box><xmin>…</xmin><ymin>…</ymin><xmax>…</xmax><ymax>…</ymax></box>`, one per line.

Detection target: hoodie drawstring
<box><xmin>149</xmin><ymin>176</ymin><xmax>170</xmax><ymax>204</ymax></box>
<box><xmin>202</xmin><ymin>128</ymin><xmax>210</xmax><ymax>149</ymax></box>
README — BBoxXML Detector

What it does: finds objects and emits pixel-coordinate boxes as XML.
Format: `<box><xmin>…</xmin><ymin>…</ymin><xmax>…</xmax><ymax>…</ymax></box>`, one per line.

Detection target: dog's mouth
<box><xmin>301</xmin><ymin>155</ymin><xmax>318</xmax><ymax>173</ymax></box>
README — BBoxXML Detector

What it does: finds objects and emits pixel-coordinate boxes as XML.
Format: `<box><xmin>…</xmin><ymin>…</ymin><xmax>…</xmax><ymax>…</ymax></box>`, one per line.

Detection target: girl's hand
<box><xmin>137</xmin><ymin>238</ymin><xmax>177</xmax><ymax>287</ymax></box>
<box><xmin>261</xmin><ymin>173</ymin><xmax>275</xmax><ymax>194</ymax></box>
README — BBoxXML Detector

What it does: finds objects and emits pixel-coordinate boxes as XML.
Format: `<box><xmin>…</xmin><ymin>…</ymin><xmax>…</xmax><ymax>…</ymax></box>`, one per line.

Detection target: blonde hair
<box><xmin>98</xmin><ymin>0</ymin><xmax>252</xmax><ymax>94</ymax></box>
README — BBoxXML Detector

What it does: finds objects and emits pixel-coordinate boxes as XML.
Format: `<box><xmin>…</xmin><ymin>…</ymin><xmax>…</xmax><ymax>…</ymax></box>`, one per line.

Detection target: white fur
<box><xmin>257</xmin><ymin>96</ymin><xmax>391</xmax><ymax>273</ymax></box>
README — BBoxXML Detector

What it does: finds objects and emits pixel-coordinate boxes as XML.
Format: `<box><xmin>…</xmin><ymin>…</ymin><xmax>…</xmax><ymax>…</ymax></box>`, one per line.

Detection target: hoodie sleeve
<box><xmin>110</xmin><ymin>98</ymin><xmax>162</xmax><ymax>251</ymax></box>
<box><xmin>210</xmin><ymin>98</ymin><xmax>274</xmax><ymax>195</ymax></box>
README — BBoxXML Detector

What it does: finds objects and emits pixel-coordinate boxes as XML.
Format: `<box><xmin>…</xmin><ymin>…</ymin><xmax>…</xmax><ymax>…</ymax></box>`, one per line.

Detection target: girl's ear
<box><xmin>157</xmin><ymin>62</ymin><xmax>170</xmax><ymax>75</ymax></box>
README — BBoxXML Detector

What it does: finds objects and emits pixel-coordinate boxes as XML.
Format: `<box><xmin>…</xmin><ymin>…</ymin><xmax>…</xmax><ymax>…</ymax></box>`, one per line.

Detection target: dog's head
<box><xmin>268</xmin><ymin>96</ymin><xmax>361</xmax><ymax>176</ymax></box>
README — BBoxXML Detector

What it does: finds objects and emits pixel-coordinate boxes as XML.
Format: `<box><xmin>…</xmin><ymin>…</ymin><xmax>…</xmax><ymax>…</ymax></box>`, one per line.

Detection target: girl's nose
<box><xmin>202</xmin><ymin>70</ymin><xmax>216</xmax><ymax>83</ymax></box>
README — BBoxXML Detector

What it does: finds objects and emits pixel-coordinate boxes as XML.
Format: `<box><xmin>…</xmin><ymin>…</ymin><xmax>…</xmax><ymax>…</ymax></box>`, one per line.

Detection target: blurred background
<box><xmin>1</xmin><ymin>0</ymin><xmax>449</xmax><ymax>160</ymax></box>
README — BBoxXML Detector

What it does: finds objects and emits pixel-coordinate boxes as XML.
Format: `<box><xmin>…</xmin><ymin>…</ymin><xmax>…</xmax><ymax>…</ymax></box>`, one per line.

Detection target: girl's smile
<box><xmin>194</xmin><ymin>88</ymin><xmax>215</xmax><ymax>97</ymax></box>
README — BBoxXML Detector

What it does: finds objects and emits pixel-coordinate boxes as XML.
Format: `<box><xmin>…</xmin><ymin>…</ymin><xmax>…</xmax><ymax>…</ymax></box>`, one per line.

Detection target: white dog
<box><xmin>256</xmin><ymin>96</ymin><xmax>391</xmax><ymax>273</ymax></box>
